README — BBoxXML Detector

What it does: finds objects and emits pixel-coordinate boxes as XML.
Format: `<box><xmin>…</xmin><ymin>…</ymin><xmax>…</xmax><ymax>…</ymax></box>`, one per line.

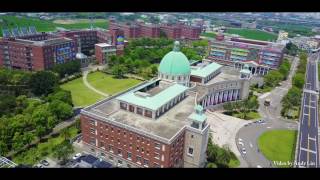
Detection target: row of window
<box><xmin>89</xmin><ymin>120</ymin><xmax>163</xmax><ymax>150</ymax></box>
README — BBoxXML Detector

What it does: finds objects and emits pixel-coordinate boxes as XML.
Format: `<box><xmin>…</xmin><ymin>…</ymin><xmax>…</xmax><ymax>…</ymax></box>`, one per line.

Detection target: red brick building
<box><xmin>0</xmin><ymin>36</ymin><xmax>76</xmax><ymax>71</ymax></box>
<box><xmin>95</xmin><ymin>43</ymin><xmax>117</xmax><ymax>64</ymax></box>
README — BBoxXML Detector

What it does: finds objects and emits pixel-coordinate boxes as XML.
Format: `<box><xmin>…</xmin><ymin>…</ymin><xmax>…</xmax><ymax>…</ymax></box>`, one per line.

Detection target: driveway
<box><xmin>236</xmin><ymin>56</ymin><xmax>299</xmax><ymax>167</ymax></box>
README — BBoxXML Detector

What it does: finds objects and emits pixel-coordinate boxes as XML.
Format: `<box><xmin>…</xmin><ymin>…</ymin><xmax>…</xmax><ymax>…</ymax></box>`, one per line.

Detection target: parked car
<box><xmin>238</xmin><ymin>141</ymin><xmax>244</xmax><ymax>146</ymax></box>
<box><xmin>238</xmin><ymin>138</ymin><xmax>243</xmax><ymax>142</ymax></box>
<box><xmin>72</xmin><ymin>153</ymin><xmax>82</xmax><ymax>160</ymax></box>
<box><xmin>34</xmin><ymin>164</ymin><xmax>43</xmax><ymax>168</ymax></box>
<box><xmin>40</xmin><ymin>160</ymin><xmax>49</xmax><ymax>166</ymax></box>
<box><xmin>257</xmin><ymin>165</ymin><xmax>262</xmax><ymax>168</ymax></box>
<box><xmin>242</xmin><ymin>148</ymin><xmax>246</xmax><ymax>154</ymax></box>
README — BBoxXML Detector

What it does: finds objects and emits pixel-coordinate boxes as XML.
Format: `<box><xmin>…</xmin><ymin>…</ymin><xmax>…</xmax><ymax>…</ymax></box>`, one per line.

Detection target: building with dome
<box><xmin>80</xmin><ymin>41</ymin><xmax>251</xmax><ymax>168</ymax></box>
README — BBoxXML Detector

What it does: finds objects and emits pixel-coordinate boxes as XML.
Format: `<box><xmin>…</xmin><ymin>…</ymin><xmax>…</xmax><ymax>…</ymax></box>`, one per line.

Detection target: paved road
<box><xmin>236</xmin><ymin>56</ymin><xmax>299</xmax><ymax>167</ymax></box>
<box><xmin>296</xmin><ymin>52</ymin><xmax>320</xmax><ymax>167</ymax></box>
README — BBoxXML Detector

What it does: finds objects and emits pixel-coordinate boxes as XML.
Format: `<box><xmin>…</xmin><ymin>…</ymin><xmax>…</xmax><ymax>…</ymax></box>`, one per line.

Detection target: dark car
<box><xmin>40</xmin><ymin>160</ymin><xmax>49</xmax><ymax>166</ymax></box>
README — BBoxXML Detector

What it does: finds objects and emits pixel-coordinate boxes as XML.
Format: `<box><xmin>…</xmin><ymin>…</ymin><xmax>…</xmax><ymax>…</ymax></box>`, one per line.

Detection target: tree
<box><xmin>52</xmin><ymin>60</ymin><xmax>81</xmax><ymax>79</ymax></box>
<box><xmin>0</xmin><ymin>140</ymin><xmax>9</xmax><ymax>156</ymax></box>
<box><xmin>29</xmin><ymin>71</ymin><xmax>59</xmax><ymax>96</ymax></box>
<box><xmin>49</xmin><ymin>100</ymin><xmax>73</xmax><ymax>121</ymax></box>
<box><xmin>35</xmin><ymin>126</ymin><xmax>46</xmax><ymax>140</ymax></box>
<box><xmin>0</xmin><ymin>94</ymin><xmax>16</xmax><ymax>116</ymax></box>
<box><xmin>111</xmin><ymin>64</ymin><xmax>128</xmax><ymax>79</ymax></box>
<box><xmin>223</xmin><ymin>102</ymin><xmax>234</xmax><ymax>113</ymax></box>
<box><xmin>60</xmin><ymin>128</ymin><xmax>71</xmax><ymax>141</ymax></box>
<box><xmin>263</xmin><ymin>70</ymin><xmax>283</xmax><ymax>87</ymax></box>
<box><xmin>293</xmin><ymin>73</ymin><xmax>305</xmax><ymax>89</ymax></box>
<box><xmin>206</xmin><ymin>162</ymin><xmax>217</xmax><ymax>168</ymax></box>
<box><xmin>12</xmin><ymin>132</ymin><xmax>25</xmax><ymax>152</ymax></box>
<box><xmin>47</xmin><ymin>89</ymin><xmax>73</xmax><ymax>106</ymax></box>
<box><xmin>52</xmin><ymin>140</ymin><xmax>74</xmax><ymax>164</ymax></box>
<box><xmin>23</xmin><ymin>132</ymin><xmax>35</xmax><ymax>147</ymax></box>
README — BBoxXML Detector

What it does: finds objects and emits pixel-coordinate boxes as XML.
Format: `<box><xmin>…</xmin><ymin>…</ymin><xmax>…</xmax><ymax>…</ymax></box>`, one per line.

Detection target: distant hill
<box><xmin>0</xmin><ymin>16</ymin><xmax>109</xmax><ymax>37</ymax></box>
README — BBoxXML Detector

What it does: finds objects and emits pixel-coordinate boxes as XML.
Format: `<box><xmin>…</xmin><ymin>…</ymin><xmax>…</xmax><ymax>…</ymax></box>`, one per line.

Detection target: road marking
<box><xmin>300</xmin><ymin>147</ymin><xmax>317</xmax><ymax>154</ymax></box>
<box><xmin>308</xmin><ymin>136</ymin><xmax>316</xmax><ymax>141</ymax></box>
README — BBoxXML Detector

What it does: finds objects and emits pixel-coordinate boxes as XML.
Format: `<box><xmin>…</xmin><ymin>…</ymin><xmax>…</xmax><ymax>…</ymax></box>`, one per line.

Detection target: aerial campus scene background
<box><xmin>0</xmin><ymin>12</ymin><xmax>319</xmax><ymax>168</ymax></box>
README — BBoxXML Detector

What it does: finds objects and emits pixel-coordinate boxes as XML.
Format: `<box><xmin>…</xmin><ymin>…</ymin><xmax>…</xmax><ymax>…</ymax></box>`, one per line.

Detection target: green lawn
<box><xmin>12</xmin><ymin>126</ymin><xmax>79</xmax><ymax>165</ymax></box>
<box><xmin>201</xmin><ymin>32</ymin><xmax>217</xmax><ymax>38</ymax></box>
<box><xmin>0</xmin><ymin>15</ymin><xmax>108</xmax><ymax>36</ymax></box>
<box><xmin>226</xmin><ymin>28</ymin><xmax>278</xmax><ymax>41</ymax></box>
<box><xmin>60</xmin><ymin>77</ymin><xmax>104</xmax><ymax>107</ymax></box>
<box><xmin>87</xmin><ymin>72</ymin><xmax>142</xmax><ymax>95</ymax></box>
<box><xmin>258</xmin><ymin>130</ymin><xmax>297</xmax><ymax>167</ymax></box>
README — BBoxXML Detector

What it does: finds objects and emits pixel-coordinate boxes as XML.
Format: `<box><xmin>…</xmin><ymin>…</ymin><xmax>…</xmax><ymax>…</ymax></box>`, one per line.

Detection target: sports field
<box><xmin>226</xmin><ymin>28</ymin><xmax>278</xmax><ymax>41</ymax></box>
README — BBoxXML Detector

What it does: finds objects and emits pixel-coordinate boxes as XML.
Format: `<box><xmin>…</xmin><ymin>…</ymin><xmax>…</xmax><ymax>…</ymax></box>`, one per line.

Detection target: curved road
<box><xmin>236</xmin><ymin>56</ymin><xmax>299</xmax><ymax>167</ymax></box>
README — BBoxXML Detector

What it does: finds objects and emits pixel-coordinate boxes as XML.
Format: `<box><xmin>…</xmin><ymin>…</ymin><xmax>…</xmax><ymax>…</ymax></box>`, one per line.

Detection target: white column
<box><xmin>219</xmin><ymin>92</ymin><xmax>223</xmax><ymax>104</ymax></box>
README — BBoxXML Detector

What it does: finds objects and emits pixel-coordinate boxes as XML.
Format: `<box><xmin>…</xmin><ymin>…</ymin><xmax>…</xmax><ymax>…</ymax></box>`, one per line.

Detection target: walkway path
<box><xmin>82</xmin><ymin>70</ymin><xmax>109</xmax><ymax>97</ymax></box>
<box><xmin>206</xmin><ymin>110</ymin><xmax>250</xmax><ymax>167</ymax></box>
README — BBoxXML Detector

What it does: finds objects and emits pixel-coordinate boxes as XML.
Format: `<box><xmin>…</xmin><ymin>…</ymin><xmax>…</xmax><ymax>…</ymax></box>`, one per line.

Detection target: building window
<box><xmin>127</xmin><ymin>152</ymin><xmax>132</xmax><ymax>160</ymax></box>
<box><xmin>118</xmin><ymin>129</ymin><xmax>121</xmax><ymax>134</ymax></box>
<box><xmin>155</xmin><ymin>142</ymin><xmax>161</xmax><ymax>150</ymax></box>
<box><xmin>117</xmin><ymin>139</ymin><xmax>120</xmax><ymax>144</ymax></box>
<box><xmin>101</xmin><ymin>152</ymin><xmax>105</xmax><ymax>157</ymax></box>
<box><xmin>136</xmin><ymin>156</ymin><xmax>142</xmax><ymax>164</ymax></box>
<box><xmin>141</xmin><ymin>148</ymin><xmax>144</xmax><ymax>153</ymax></box>
<box><xmin>137</xmin><ymin>107</ymin><xmax>143</xmax><ymax>115</ymax></box>
<box><xmin>188</xmin><ymin>147</ymin><xmax>194</xmax><ymax>156</ymax></box>
<box><xmin>99</xmin><ymin>142</ymin><xmax>104</xmax><ymax>147</ymax></box>
<box><xmin>89</xmin><ymin>120</ymin><xmax>95</xmax><ymax>125</ymax></box>
<box><xmin>154</xmin><ymin>152</ymin><xmax>160</xmax><ymax>160</ymax></box>
<box><xmin>136</xmin><ymin>146</ymin><xmax>139</xmax><ymax>151</ymax></box>
<box><xmin>120</xmin><ymin>102</ymin><xmax>127</xmax><ymax>110</ymax></box>
<box><xmin>109</xmin><ymin>156</ymin><xmax>113</xmax><ymax>161</ymax></box>
<box><xmin>109</xmin><ymin>145</ymin><xmax>113</xmax><ymax>153</ymax></box>
<box><xmin>143</xmin><ymin>159</ymin><xmax>149</xmax><ymax>167</ymax></box>
<box><xmin>118</xmin><ymin>149</ymin><xmax>122</xmax><ymax>156</ymax></box>
<box><xmin>90</xmin><ymin>128</ymin><xmax>96</xmax><ymax>134</ymax></box>
<box><xmin>154</xmin><ymin>163</ymin><xmax>161</xmax><ymax>168</ymax></box>
<box><xmin>191</xmin><ymin>135</ymin><xmax>194</xmax><ymax>139</ymax></box>
<box><xmin>129</xmin><ymin>143</ymin><xmax>133</xmax><ymax>149</ymax></box>
<box><xmin>89</xmin><ymin>137</ymin><xmax>95</xmax><ymax>145</ymax></box>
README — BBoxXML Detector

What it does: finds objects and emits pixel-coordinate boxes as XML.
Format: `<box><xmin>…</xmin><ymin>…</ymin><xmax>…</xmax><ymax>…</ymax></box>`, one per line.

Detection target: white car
<box><xmin>72</xmin><ymin>153</ymin><xmax>82</xmax><ymax>160</ymax></box>
<box><xmin>257</xmin><ymin>165</ymin><xmax>262</xmax><ymax>168</ymax></box>
<box><xmin>238</xmin><ymin>141</ymin><xmax>244</xmax><ymax>146</ymax></box>
<box><xmin>238</xmin><ymin>138</ymin><xmax>243</xmax><ymax>142</ymax></box>
<box><xmin>242</xmin><ymin>148</ymin><xmax>246</xmax><ymax>154</ymax></box>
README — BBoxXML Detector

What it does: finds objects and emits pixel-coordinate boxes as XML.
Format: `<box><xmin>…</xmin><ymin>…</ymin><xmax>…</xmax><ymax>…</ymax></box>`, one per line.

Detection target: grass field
<box><xmin>12</xmin><ymin>126</ymin><xmax>79</xmax><ymax>165</ymax></box>
<box><xmin>60</xmin><ymin>77</ymin><xmax>104</xmax><ymax>107</ymax></box>
<box><xmin>226</xmin><ymin>28</ymin><xmax>278</xmax><ymax>41</ymax></box>
<box><xmin>87</xmin><ymin>72</ymin><xmax>141</xmax><ymax>95</ymax></box>
<box><xmin>0</xmin><ymin>15</ymin><xmax>108</xmax><ymax>36</ymax></box>
<box><xmin>201</xmin><ymin>32</ymin><xmax>217</xmax><ymax>38</ymax></box>
<box><xmin>258</xmin><ymin>130</ymin><xmax>297</xmax><ymax>167</ymax></box>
